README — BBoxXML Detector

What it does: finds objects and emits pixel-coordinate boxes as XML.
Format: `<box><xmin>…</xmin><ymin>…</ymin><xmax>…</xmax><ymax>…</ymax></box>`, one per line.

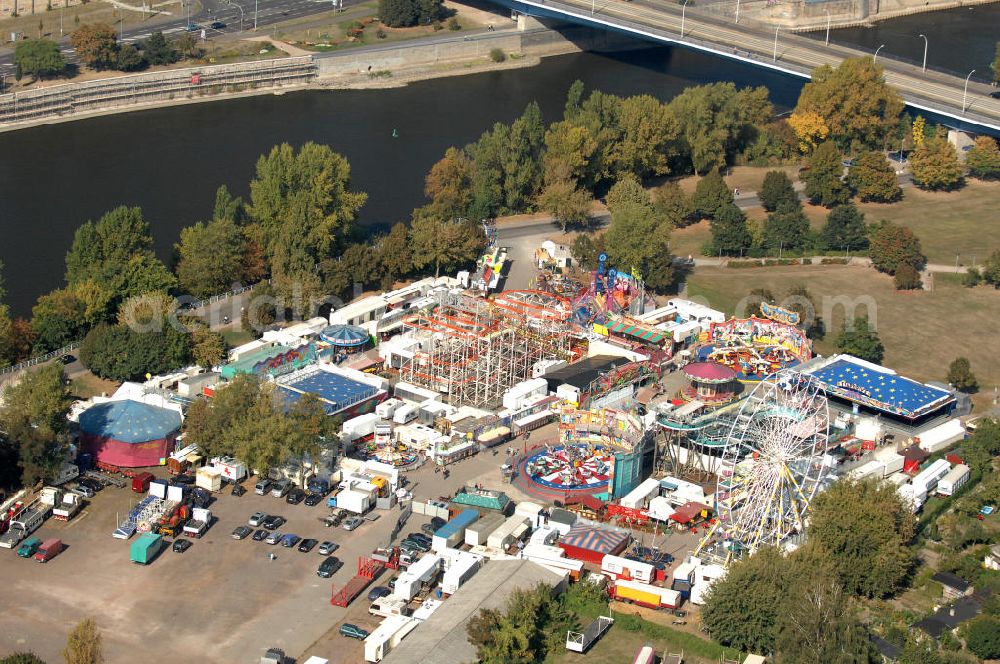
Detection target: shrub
<box><xmin>375</xmin><ymin>28</ymin><xmax>386</xmax><ymax>38</ymax></box>
<box><xmin>447</xmin><ymin>17</ymin><xmax>460</xmax><ymax>30</ymax></box>
<box><xmin>893</xmin><ymin>263</ymin><xmax>922</xmax><ymax>290</ymax></box>
<box><xmin>489</xmin><ymin>48</ymin><xmax>505</xmax><ymax>63</ymax></box>
<box><xmin>962</xmin><ymin>266</ymin><xmax>981</xmax><ymax>287</ymax></box>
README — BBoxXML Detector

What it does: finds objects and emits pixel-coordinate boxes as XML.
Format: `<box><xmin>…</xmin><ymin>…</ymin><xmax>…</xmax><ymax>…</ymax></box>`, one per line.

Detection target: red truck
<box><xmin>131</xmin><ymin>472</ymin><xmax>154</xmax><ymax>494</ymax></box>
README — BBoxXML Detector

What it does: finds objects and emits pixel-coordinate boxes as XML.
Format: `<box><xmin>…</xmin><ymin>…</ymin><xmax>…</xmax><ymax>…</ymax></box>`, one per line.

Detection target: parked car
<box><xmin>232</xmin><ymin>526</ymin><xmax>252</xmax><ymax>540</ymax></box>
<box><xmin>173</xmin><ymin>474</ymin><xmax>195</xmax><ymax>485</ymax></box>
<box><xmin>209</xmin><ymin>20</ymin><xmax>226</xmax><ymax>29</ymax></box>
<box><xmin>367</xmin><ymin>586</ymin><xmax>391</xmax><ymax>601</ymax></box>
<box><xmin>399</xmin><ymin>551</ymin><xmax>419</xmax><ymax>567</ymax></box>
<box><xmin>71</xmin><ymin>483</ymin><xmax>95</xmax><ymax>498</ymax></box>
<box><xmin>399</xmin><ymin>541</ymin><xmax>422</xmax><ymax>556</ymax></box>
<box><xmin>60</xmin><ymin>354</ymin><xmax>75</xmax><ymax>365</ymax></box>
<box><xmin>252</xmin><ymin>529</ymin><xmax>267</xmax><ymax>541</ymax></box>
<box><xmin>231</xmin><ymin>484</ymin><xmax>247</xmax><ymax>497</ymax></box>
<box><xmin>184</xmin><ymin>22</ymin><xmax>201</xmax><ymax>31</ymax></box>
<box><xmin>16</xmin><ymin>536</ymin><xmax>42</xmax><ymax>558</ymax></box>
<box><xmin>406</xmin><ymin>533</ymin><xmax>431</xmax><ymax>546</ymax></box>
<box><xmin>402</xmin><ymin>538</ymin><xmax>430</xmax><ymax>552</ymax></box>
<box><xmin>280</xmin><ymin>534</ymin><xmax>301</xmax><ymax>548</ymax></box>
<box><xmin>270</xmin><ymin>479</ymin><xmax>291</xmax><ymax>498</ymax></box>
<box><xmin>341</xmin><ymin>516</ymin><xmax>363</xmax><ymax>531</ymax></box>
<box><xmin>304</xmin><ymin>493</ymin><xmax>323</xmax><ymax>507</ymax></box>
<box><xmin>265</xmin><ymin>531</ymin><xmax>284</xmax><ymax>545</ymax></box>
<box><xmin>430</xmin><ymin>516</ymin><xmax>446</xmax><ymax>529</ymax></box>
<box><xmin>318</xmin><ymin>556</ymin><xmax>342</xmax><ymax>578</ymax></box>
<box><xmin>255</xmin><ymin>478</ymin><xmax>273</xmax><ymax>495</ymax></box>
<box><xmin>173</xmin><ymin>539</ymin><xmax>193</xmax><ymax>553</ymax></box>
<box><xmin>249</xmin><ymin>512</ymin><xmax>268</xmax><ymax>527</ymax></box>
<box><xmin>318</xmin><ymin>541</ymin><xmax>338</xmax><ymax>555</ymax></box>
<box><xmin>420</xmin><ymin>523</ymin><xmax>438</xmax><ymax>536</ymax></box>
<box><xmin>261</xmin><ymin>515</ymin><xmax>285</xmax><ymax>530</ymax></box>
<box><xmin>78</xmin><ymin>478</ymin><xmax>103</xmax><ymax>493</ymax></box>
<box><xmin>286</xmin><ymin>488</ymin><xmax>306</xmax><ymax>505</ymax></box>
<box><xmin>298</xmin><ymin>538</ymin><xmax>318</xmax><ymax>553</ymax></box>
<box><xmin>339</xmin><ymin>623</ymin><xmax>369</xmax><ymax>640</ymax></box>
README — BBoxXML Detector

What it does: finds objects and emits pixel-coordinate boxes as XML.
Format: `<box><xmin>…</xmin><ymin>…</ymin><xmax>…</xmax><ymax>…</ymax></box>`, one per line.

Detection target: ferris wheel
<box><xmin>714</xmin><ymin>371</ymin><xmax>830</xmax><ymax>559</ymax></box>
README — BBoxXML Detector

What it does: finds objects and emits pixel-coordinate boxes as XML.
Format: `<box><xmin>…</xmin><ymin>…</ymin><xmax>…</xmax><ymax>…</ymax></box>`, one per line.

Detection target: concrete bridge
<box><xmin>491</xmin><ymin>0</ymin><xmax>1000</xmax><ymax>135</ymax></box>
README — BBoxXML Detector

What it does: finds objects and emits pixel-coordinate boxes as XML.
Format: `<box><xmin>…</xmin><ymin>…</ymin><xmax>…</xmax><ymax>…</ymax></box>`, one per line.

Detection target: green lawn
<box><xmin>686</xmin><ymin>264</ymin><xmax>1000</xmax><ymax>409</ymax></box>
<box><xmin>222</xmin><ymin>328</ymin><xmax>253</xmax><ymax>347</ymax></box>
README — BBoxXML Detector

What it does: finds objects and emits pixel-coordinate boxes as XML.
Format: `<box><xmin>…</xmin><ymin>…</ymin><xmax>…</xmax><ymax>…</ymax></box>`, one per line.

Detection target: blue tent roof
<box><xmin>79</xmin><ymin>400</ymin><xmax>182</xmax><ymax>443</ymax></box>
<box><xmin>320</xmin><ymin>324</ymin><xmax>370</xmax><ymax>348</ymax></box>
<box><xmin>809</xmin><ymin>357</ymin><xmax>953</xmax><ymax>419</ymax></box>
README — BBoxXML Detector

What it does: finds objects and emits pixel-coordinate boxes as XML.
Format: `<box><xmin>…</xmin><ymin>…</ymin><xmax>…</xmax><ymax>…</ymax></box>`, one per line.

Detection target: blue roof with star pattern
<box><xmin>80</xmin><ymin>400</ymin><xmax>182</xmax><ymax>443</ymax></box>
<box><xmin>808</xmin><ymin>356</ymin><xmax>953</xmax><ymax>419</ymax></box>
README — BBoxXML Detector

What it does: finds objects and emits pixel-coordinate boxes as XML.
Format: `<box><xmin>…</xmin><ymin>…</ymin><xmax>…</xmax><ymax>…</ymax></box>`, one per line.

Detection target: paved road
<box><xmin>511</xmin><ymin>0</ymin><xmax>1000</xmax><ymax>131</ymax></box>
<box><xmin>0</xmin><ymin>0</ymin><xmax>351</xmax><ymax>73</ymax></box>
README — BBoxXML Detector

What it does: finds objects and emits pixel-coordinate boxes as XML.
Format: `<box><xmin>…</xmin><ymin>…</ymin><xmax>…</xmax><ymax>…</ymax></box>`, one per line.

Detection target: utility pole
<box><xmin>772</xmin><ymin>26</ymin><xmax>779</xmax><ymax>62</ymax></box>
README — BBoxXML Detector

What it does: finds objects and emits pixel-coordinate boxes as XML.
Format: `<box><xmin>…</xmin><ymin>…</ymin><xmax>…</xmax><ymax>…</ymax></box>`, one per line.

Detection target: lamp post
<box><xmin>229</xmin><ymin>0</ymin><xmax>244</xmax><ymax>32</ymax></box>
<box><xmin>681</xmin><ymin>0</ymin><xmax>687</xmax><ymax>37</ymax></box>
<box><xmin>874</xmin><ymin>43</ymin><xmax>884</xmax><ymax>63</ymax></box>
<box><xmin>735</xmin><ymin>0</ymin><xmax>740</xmax><ymax>24</ymax></box>
<box><xmin>918</xmin><ymin>34</ymin><xmax>927</xmax><ymax>72</ymax></box>
<box><xmin>254</xmin><ymin>0</ymin><xmax>258</xmax><ymax>30</ymax></box>
<box><xmin>962</xmin><ymin>69</ymin><xmax>975</xmax><ymax>114</ymax></box>
<box><xmin>772</xmin><ymin>25</ymin><xmax>779</xmax><ymax>62</ymax></box>
<box><xmin>824</xmin><ymin>9</ymin><xmax>830</xmax><ymax>46</ymax></box>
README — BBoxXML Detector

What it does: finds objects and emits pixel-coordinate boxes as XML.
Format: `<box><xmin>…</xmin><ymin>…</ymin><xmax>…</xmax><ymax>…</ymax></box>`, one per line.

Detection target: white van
<box><xmin>270</xmin><ymin>479</ymin><xmax>291</xmax><ymax>498</ymax></box>
<box><xmin>255</xmin><ymin>478</ymin><xmax>273</xmax><ymax>495</ymax></box>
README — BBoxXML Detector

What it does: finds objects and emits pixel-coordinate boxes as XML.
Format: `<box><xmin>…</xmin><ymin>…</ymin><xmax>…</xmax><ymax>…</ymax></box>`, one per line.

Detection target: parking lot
<box><xmin>0</xmin><ymin>420</ymin><xmax>704</xmax><ymax>662</ymax></box>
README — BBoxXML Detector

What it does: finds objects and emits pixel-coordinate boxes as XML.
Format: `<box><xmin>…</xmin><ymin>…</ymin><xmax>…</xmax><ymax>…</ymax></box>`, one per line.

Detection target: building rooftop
<box><xmin>79</xmin><ymin>400</ymin><xmax>182</xmax><ymax>443</ymax></box>
<box><xmin>932</xmin><ymin>571</ymin><xmax>971</xmax><ymax>593</ymax></box>
<box><xmin>380</xmin><ymin>559</ymin><xmax>566</xmax><ymax>664</ymax></box>
<box><xmin>560</xmin><ymin>523</ymin><xmax>630</xmax><ymax>554</ymax></box>
<box><xmin>277</xmin><ymin>368</ymin><xmax>379</xmax><ymax>415</ymax></box>
<box><xmin>543</xmin><ymin>355</ymin><xmax>630</xmax><ymax>391</ymax></box>
<box><xmin>451</xmin><ymin>488</ymin><xmax>511</xmax><ymax>512</ymax></box>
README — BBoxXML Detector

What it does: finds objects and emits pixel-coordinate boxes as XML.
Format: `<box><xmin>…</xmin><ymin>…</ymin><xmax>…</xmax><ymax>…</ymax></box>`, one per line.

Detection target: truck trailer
<box><xmin>0</xmin><ymin>500</ymin><xmax>51</xmax><ymax>549</ymax></box>
<box><xmin>613</xmin><ymin>579</ymin><xmax>682</xmax><ymax>610</ymax></box>
<box><xmin>52</xmin><ymin>492</ymin><xmax>83</xmax><ymax>521</ymax></box>
<box><xmin>130</xmin><ymin>532</ymin><xmax>165</xmax><ymax>564</ymax></box>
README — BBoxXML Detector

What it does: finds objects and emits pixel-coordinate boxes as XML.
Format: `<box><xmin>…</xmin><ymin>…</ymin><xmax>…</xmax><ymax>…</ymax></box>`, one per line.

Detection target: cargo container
<box><xmin>912</xmin><ymin>459</ymin><xmax>951</xmax><ymax>495</ymax></box>
<box><xmin>486</xmin><ymin>516</ymin><xmax>530</xmax><ymax>550</ymax></box>
<box><xmin>34</xmin><ymin>538</ymin><xmax>63</xmax><ymax>562</ymax></box>
<box><xmin>463</xmin><ymin>513</ymin><xmax>506</xmax><ymax>547</ymax></box>
<box><xmin>613</xmin><ymin>579</ymin><xmax>681</xmax><ymax>610</ymax></box>
<box><xmin>211</xmin><ymin>456</ymin><xmax>248</xmax><ymax>483</ymax></box>
<box><xmin>196</xmin><ymin>466</ymin><xmax>223</xmax><ymax>492</ymax></box>
<box><xmin>376</xmin><ymin>398</ymin><xmax>403</xmax><ymax>420</ymax></box>
<box><xmin>130</xmin><ymin>532</ymin><xmax>165</xmax><ymax>564</ymax></box>
<box><xmin>342</xmin><ymin>413</ymin><xmax>383</xmax><ymax>448</ymax></box>
<box><xmin>441</xmin><ymin>552</ymin><xmax>481</xmax><ymax>595</ymax></box>
<box><xmin>131</xmin><ymin>472</ymin><xmax>154</xmax><ymax>494</ymax></box>
<box><xmin>432</xmin><ymin>509</ymin><xmax>479</xmax><ymax>551</ymax></box>
<box><xmin>336</xmin><ymin>488</ymin><xmax>372</xmax><ymax>515</ymax></box>
<box><xmin>936</xmin><ymin>464</ymin><xmax>971</xmax><ymax>496</ymax></box>
<box><xmin>395</xmin><ymin>554</ymin><xmax>442</xmax><ymax>601</ymax></box>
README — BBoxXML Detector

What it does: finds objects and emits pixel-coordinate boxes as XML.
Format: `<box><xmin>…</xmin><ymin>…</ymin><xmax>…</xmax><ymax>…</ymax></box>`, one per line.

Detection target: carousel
<box><xmin>680</xmin><ymin>361</ymin><xmax>739</xmax><ymax>405</ymax></box>
<box><xmin>524</xmin><ymin>443</ymin><xmax>615</xmax><ymax>493</ymax></box>
<box><xmin>320</xmin><ymin>324</ymin><xmax>371</xmax><ymax>359</ymax></box>
<box><xmin>361</xmin><ymin>440</ymin><xmax>420</xmax><ymax>467</ymax></box>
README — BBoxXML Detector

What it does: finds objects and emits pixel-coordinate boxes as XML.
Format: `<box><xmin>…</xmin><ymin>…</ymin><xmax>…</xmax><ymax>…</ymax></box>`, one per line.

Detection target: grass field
<box><xmin>686</xmin><ymin>264</ymin><xmax>1000</xmax><ymax>407</ymax></box>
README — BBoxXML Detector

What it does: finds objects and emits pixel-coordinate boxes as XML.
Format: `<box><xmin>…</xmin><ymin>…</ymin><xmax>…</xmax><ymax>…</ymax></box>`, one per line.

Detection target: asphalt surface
<box><xmin>0</xmin><ymin>0</ymin><xmax>350</xmax><ymax>73</ymax></box>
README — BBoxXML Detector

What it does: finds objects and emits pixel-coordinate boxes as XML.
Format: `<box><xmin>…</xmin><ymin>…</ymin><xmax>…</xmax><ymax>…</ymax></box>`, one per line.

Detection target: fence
<box><xmin>0</xmin><ymin>56</ymin><xmax>316</xmax><ymax>127</ymax></box>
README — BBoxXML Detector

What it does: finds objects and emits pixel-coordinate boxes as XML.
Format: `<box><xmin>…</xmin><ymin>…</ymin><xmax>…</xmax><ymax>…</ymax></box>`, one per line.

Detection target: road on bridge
<box><xmin>514</xmin><ymin>0</ymin><xmax>1000</xmax><ymax>131</ymax></box>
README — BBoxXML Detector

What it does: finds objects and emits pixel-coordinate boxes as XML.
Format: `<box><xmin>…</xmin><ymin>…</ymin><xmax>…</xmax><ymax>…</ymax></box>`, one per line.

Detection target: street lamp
<box><xmin>228</xmin><ymin>0</ymin><xmax>245</xmax><ymax>32</ymax></box>
<box><xmin>824</xmin><ymin>9</ymin><xmax>830</xmax><ymax>46</ymax></box>
<box><xmin>873</xmin><ymin>43</ymin><xmax>884</xmax><ymax>63</ymax></box>
<box><xmin>962</xmin><ymin>69</ymin><xmax>975</xmax><ymax>114</ymax></box>
<box><xmin>772</xmin><ymin>25</ymin><xmax>779</xmax><ymax>62</ymax></box>
<box><xmin>681</xmin><ymin>0</ymin><xmax>687</xmax><ymax>37</ymax></box>
<box><xmin>254</xmin><ymin>0</ymin><xmax>258</xmax><ymax>30</ymax></box>
<box><xmin>918</xmin><ymin>34</ymin><xmax>927</xmax><ymax>72</ymax></box>
<box><xmin>735</xmin><ymin>0</ymin><xmax>740</xmax><ymax>24</ymax></box>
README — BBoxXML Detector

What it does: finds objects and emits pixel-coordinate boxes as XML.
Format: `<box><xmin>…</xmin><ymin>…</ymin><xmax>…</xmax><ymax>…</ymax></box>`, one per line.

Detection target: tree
<box><xmin>787</xmin><ymin>110</ymin><xmax>830</xmax><ymax>153</ymax></box>
<box><xmin>669</xmin><ymin>82</ymin><xmax>772</xmax><ymax>174</ymax></box>
<box><xmin>993</xmin><ymin>40</ymin><xmax>1000</xmax><ymax>85</ymax></box>
<box><xmin>70</xmin><ymin>24</ymin><xmax>118</xmax><ymax>70</ymax></box>
<box><xmin>909</xmin><ymin>137</ymin><xmax>963</xmax><ymax>190</ymax></box>
<box><xmin>802</xmin><ymin>142</ymin><xmax>850</xmax><ymax>207</ymax></box>
<box><xmin>0</xmin><ymin>363</ymin><xmax>72</xmax><ymax>487</ymax></box>
<box><xmin>424</xmin><ymin>147</ymin><xmax>475</xmax><ymax>220</ymax></box>
<box><xmin>570</xmin><ymin>233</ymin><xmax>604</xmax><ymax>271</ymax></box>
<box><xmin>793</xmin><ymin>57</ymin><xmax>904</xmax><ymax>149</ymax></box>
<box><xmin>822</xmin><ymin>204</ymin><xmax>868</xmax><ymax>251</ymax></box>
<box><xmin>602</xmin><ymin>201</ymin><xmax>674</xmax><ymax>293</ymax></box>
<box><xmin>172</xmin><ymin>32</ymin><xmax>201</xmax><ymax>59</ymax></box>
<box><xmin>31</xmin><ymin>288</ymin><xmax>87</xmax><ymax>352</ymax></box>
<box><xmin>962</xmin><ymin>266</ymin><xmax>981</xmax><ymax>287</ymax></box>
<box><xmin>892</xmin><ymin>262</ymin><xmax>921</xmax><ymax>290</ymax></box>
<box><xmin>690</xmin><ymin>169</ymin><xmax>732</xmax><ymax>219</ymax></box>
<box><xmin>286</xmin><ymin>392</ymin><xmax>337</xmax><ymax>487</ymax></box>
<box><xmin>175</xmin><ymin>217</ymin><xmax>248</xmax><ymax>298</ymax></box>
<box><xmin>612</xmin><ymin>94</ymin><xmax>679</xmax><ymax>180</ymax></box>
<box><xmin>651</xmin><ymin>181</ymin><xmax>693</xmax><ymax>228</ymax></box>
<box><xmin>867</xmin><ymin>220</ymin><xmax>925</xmax><ymax>274</ymax></box>
<box><xmin>783</xmin><ymin>284</ymin><xmax>824</xmax><ymax>339</ymax></box>
<box><xmin>467</xmin><ymin>583</ymin><xmax>568</xmax><ymax>664</ymax></box>
<box><xmin>834</xmin><ymin>316</ymin><xmax>884</xmax><ymax>364</ymax></box>
<box><xmin>80</xmin><ymin>323</ymin><xmax>192</xmax><ymax>382</ymax></box>
<box><xmin>809</xmin><ymin>478</ymin><xmax>913</xmax><ymax>598</ymax></box>
<box><xmin>542</xmin><ymin>120</ymin><xmax>596</xmax><ymax>186</ymax></box>
<box><xmin>965</xmin><ymin>135</ymin><xmax>1000</xmax><ymax>180</ymax></box>
<box><xmin>378</xmin><ymin>0</ymin><xmax>442</xmax><ymax>27</ymax></box>
<box><xmin>191</xmin><ymin>326</ymin><xmax>226</xmax><ymax>368</ymax></box>
<box><xmin>847</xmin><ymin>151</ymin><xmax>901</xmax><ymax>202</ymax></box>
<box><xmin>702</xmin><ymin>547</ymin><xmax>788</xmax><ymax>654</ymax></box>
<box><xmin>964</xmin><ymin>615</ymin><xmax>1000</xmax><ymax>660</ymax></box>
<box><xmin>758</xmin><ymin>170</ymin><xmax>798</xmax><ymax>212</ymax></box>
<box><xmin>116</xmin><ymin>43</ymin><xmax>145</xmax><ymax>71</ymax></box>
<box><xmin>63</xmin><ymin>617</ymin><xmax>103</xmax><ymax>664</ymax></box>
<box><xmin>183</xmin><ymin>374</ymin><xmax>262</xmax><ymax>458</ymax></box>
<box><xmin>140</xmin><ymin>31</ymin><xmax>178</xmax><ymax>65</ymax></box>
<box><xmin>763</xmin><ymin>201</ymin><xmax>810</xmax><ymax>252</ymax></box>
<box><xmin>375</xmin><ymin>222</ymin><xmax>413</xmax><ymax>290</ymax></box>
<box><xmin>896</xmin><ymin>637</ymin><xmax>944</xmax><ymax>664</ymax></box>
<box><xmin>409</xmin><ymin>209</ymin><xmax>485</xmax><ymax>277</ymax></box>
<box><xmin>14</xmin><ymin>39</ymin><xmax>65</xmax><ymax>80</ymax></box>
<box><xmin>1</xmin><ymin>653</ymin><xmax>47</xmax><ymax>664</ymax></box>
<box><xmin>604</xmin><ymin>175</ymin><xmax>650</xmax><ymax>214</ymax></box>
<box><xmin>774</xmin><ymin>577</ymin><xmax>878</xmax><ymax>664</ymax></box>
<box><xmin>983</xmin><ymin>250</ymin><xmax>1000</xmax><ymax>287</ymax></box>
<box><xmin>465</xmin><ymin>103</ymin><xmax>544</xmax><ymax>213</ymax></box>
<box><xmin>946</xmin><ymin>357</ymin><xmax>977</xmax><ymax>392</ymax></box>
<box><xmin>537</xmin><ymin>178</ymin><xmax>592</xmax><ymax>231</ymax></box>
<box><xmin>710</xmin><ymin>203</ymin><xmax>752</xmax><ymax>256</ymax></box>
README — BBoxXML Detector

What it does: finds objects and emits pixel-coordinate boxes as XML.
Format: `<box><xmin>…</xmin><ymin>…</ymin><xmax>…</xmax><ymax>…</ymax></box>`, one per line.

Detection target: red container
<box><xmin>131</xmin><ymin>472</ymin><xmax>154</xmax><ymax>493</ymax></box>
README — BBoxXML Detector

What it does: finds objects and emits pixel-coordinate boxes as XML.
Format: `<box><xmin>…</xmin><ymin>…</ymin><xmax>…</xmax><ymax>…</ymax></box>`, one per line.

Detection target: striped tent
<box><xmin>607</xmin><ymin>318</ymin><xmax>666</xmax><ymax>344</ymax></box>
<box><xmin>559</xmin><ymin>523</ymin><xmax>630</xmax><ymax>563</ymax></box>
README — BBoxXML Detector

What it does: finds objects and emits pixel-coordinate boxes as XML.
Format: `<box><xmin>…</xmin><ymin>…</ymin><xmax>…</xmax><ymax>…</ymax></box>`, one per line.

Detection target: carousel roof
<box><xmin>319</xmin><ymin>324</ymin><xmax>370</xmax><ymax>347</ymax></box>
<box><xmin>683</xmin><ymin>361</ymin><xmax>737</xmax><ymax>384</ymax></box>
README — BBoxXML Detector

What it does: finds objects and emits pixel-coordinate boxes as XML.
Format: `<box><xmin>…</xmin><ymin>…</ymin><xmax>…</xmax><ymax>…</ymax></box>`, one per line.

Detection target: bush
<box><xmin>375</xmin><ymin>28</ymin><xmax>386</xmax><ymax>38</ymax></box>
<box><xmin>820</xmin><ymin>257</ymin><xmax>850</xmax><ymax>265</ymax></box>
<box><xmin>489</xmin><ymin>48</ymin><xmax>505</xmax><ymax>63</ymax></box>
<box><xmin>893</xmin><ymin>263</ymin><xmax>922</xmax><ymax>290</ymax></box>
<box><xmin>447</xmin><ymin>16</ymin><xmax>460</xmax><ymax>30</ymax></box>
<box><xmin>962</xmin><ymin>266</ymin><xmax>981</xmax><ymax>287</ymax></box>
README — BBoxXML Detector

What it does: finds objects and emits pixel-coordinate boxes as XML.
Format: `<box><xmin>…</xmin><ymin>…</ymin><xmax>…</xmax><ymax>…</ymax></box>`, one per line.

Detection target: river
<box><xmin>0</xmin><ymin>4</ymin><xmax>996</xmax><ymax>317</ymax></box>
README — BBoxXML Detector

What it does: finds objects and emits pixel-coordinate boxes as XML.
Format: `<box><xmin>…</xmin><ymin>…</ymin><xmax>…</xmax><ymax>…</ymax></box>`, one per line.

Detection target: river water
<box><xmin>0</xmin><ymin>4</ymin><xmax>996</xmax><ymax>316</ymax></box>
